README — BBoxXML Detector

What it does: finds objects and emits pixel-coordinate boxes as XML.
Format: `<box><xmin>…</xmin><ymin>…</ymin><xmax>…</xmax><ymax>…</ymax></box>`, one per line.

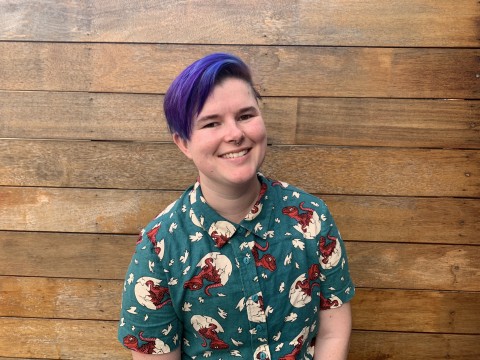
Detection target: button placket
<box><xmin>231</xmin><ymin>229</ymin><xmax>270</xmax><ymax>351</ymax></box>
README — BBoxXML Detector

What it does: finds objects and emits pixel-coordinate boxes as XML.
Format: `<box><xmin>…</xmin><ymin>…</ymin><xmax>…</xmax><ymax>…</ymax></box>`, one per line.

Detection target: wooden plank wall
<box><xmin>0</xmin><ymin>1</ymin><xmax>479</xmax><ymax>359</ymax></box>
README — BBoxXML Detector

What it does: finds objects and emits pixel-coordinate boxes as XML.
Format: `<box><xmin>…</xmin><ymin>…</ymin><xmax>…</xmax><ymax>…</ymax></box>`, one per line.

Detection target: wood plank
<box><xmin>0</xmin><ymin>318</ymin><xmax>478</xmax><ymax>359</ymax></box>
<box><xmin>0</xmin><ymin>277</ymin><xmax>122</xmax><ymax>321</ymax></box>
<box><xmin>349</xmin><ymin>331</ymin><xmax>480</xmax><ymax>360</ymax></box>
<box><xmin>1</xmin><ymin>43</ymin><xmax>478</xmax><ymax>98</ymax></box>
<box><xmin>2</xmin><ymin>91</ymin><xmax>479</xmax><ymax>149</ymax></box>
<box><xmin>1</xmin><ymin>140</ymin><xmax>478</xmax><ymax>197</ymax></box>
<box><xmin>296</xmin><ymin>98</ymin><xmax>480</xmax><ymax>149</ymax></box>
<box><xmin>0</xmin><ymin>232</ymin><xmax>478</xmax><ymax>291</ymax></box>
<box><xmin>2</xmin><ymin>276</ymin><xmax>478</xmax><ymax>334</ymax></box>
<box><xmin>0</xmin><ymin>232</ymin><xmax>135</xmax><ymax>280</ymax></box>
<box><xmin>327</xmin><ymin>196</ymin><xmax>480</xmax><ymax>245</ymax></box>
<box><xmin>1</xmin><ymin>188</ymin><xmax>478</xmax><ymax>245</ymax></box>
<box><xmin>0</xmin><ymin>318</ymin><xmax>128</xmax><ymax>359</ymax></box>
<box><xmin>0</xmin><ymin>1</ymin><xmax>478</xmax><ymax>47</ymax></box>
<box><xmin>351</xmin><ymin>288</ymin><xmax>480</xmax><ymax>334</ymax></box>
<box><xmin>347</xmin><ymin>242</ymin><xmax>480</xmax><ymax>291</ymax></box>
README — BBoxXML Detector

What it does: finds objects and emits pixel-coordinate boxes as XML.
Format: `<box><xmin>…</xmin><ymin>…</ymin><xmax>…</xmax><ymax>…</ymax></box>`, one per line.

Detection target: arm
<box><xmin>132</xmin><ymin>347</ymin><xmax>181</xmax><ymax>360</ymax></box>
<box><xmin>314</xmin><ymin>302</ymin><xmax>352</xmax><ymax>360</ymax></box>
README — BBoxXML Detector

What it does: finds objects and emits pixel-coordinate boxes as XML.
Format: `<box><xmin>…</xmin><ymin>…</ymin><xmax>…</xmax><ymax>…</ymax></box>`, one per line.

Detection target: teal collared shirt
<box><xmin>118</xmin><ymin>174</ymin><xmax>355</xmax><ymax>359</ymax></box>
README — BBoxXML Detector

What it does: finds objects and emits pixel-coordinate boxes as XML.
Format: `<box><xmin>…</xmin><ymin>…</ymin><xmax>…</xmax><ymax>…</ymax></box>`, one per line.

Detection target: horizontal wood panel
<box><xmin>0</xmin><ymin>232</ymin><xmax>477</xmax><ymax>291</ymax></box>
<box><xmin>1</xmin><ymin>43</ymin><xmax>478</xmax><ymax>98</ymax></box>
<box><xmin>0</xmin><ymin>318</ymin><xmax>478</xmax><ymax>359</ymax></box>
<box><xmin>1</xmin><ymin>276</ymin><xmax>478</xmax><ymax>334</ymax></box>
<box><xmin>0</xmin><ymin>1</ymin><xmax>478</xmax><ymax>48</ymax></box>
<box><xmin>1</xmin><ymin>140</ymin><xmax>478</xmax><ymax>197</ymax></box>
<box><xmin>348</xmin><ymin>242</ymin><xmax>480</xmax><ymax>291</ymax></box>
<box><xmin>2</xmin><ymin>91</ymin><xmax>479</xmax><ymax>149</ymax></box>
<box><xmin>1</xmin><ymin>188</ymin><xmax>478</xmax><ymax>244</ymax></box>
<box><xmin>349</xmin><ymin>331</ymin><xmax>480</xmax><ymax>360</ymax></box>
<box><xmin>0</xmin><ymin>318</ymin><xmax>123</xmax><ymax>359</ymax></box>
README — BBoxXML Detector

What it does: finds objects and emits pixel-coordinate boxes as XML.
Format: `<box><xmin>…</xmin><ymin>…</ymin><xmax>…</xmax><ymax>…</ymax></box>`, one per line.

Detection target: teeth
<box><xmin>222</xmin><ymin>150</ymin><xmax>248</xmax><ymax>159</ymax></box>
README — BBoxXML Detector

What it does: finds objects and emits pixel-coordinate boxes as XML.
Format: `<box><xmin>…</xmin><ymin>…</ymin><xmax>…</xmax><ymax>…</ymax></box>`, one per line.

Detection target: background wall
<box><xmin>0</xmin><ymin>1</ymin><xmax>479</xmax><ymax>359</ymax></box>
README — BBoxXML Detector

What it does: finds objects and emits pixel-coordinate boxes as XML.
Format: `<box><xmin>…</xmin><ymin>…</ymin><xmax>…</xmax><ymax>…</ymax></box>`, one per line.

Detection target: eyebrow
<box><xmin>196</xmin><ymin>106</ymin><xmax>259</xmax><ymax>124</ymax></box>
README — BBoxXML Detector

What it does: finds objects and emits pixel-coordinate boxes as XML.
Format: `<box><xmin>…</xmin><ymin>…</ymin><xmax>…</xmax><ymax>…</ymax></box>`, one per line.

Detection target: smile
<box><xmin>221</xmin><ymin>149</ymin><xmax>249</xmax><ymax>159</ymax></box>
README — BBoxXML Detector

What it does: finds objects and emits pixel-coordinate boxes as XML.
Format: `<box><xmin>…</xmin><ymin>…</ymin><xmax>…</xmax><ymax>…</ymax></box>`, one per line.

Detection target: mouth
<box><xmin>220</xmin><ymin>149</ymin><xmax>249</xmax><ymax>159</ymax></box>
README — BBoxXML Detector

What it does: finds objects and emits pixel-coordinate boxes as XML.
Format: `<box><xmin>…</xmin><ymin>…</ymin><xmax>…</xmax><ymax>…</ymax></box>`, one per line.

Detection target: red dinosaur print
<box><xmin>251</xmin><ymin>183</ymin><xmax>268</xmax><ymax>214</ymax></box>
<box><xmin>319</xmin><ymin>235</ymin><xmax>337</xmax><ymax>264</ymax></box>
<box><xmin>123</xmin><ymin>331</ymin><xmax>156</xmax><ymax>354</ymax></box>
<box><xmin>320</xmin><ymin>293</ymin><xmax>339</xmax><ymax>310</ymax></box>
<box><xmin>295</xmin><ymin>264</ymin><xmax>320</xmax><ymax>297</ymax></box>
<box><xmin>251</xmin><ymin>241</ymin><xmax>277</xmax><ymax>271</ymax></box>
<box><xmin>136</xmin><ymin>224</ymin><xmax>161</xmax><ymax>253</ymax></box>
<box><xmin>282</xmin><ymin>202</ymin><xmax>314</xmax><ymax>232</ymax></box>
<box><xmin>279</xmin><ymin>335</ymin><xmax>304</xmax><ymax>360</ymax></box>
<box><xmin>145</xmin><ymin>280</ymin><xmax>171</xmax><ymax>309</ymax></box>
<box><xmin>198</xmin><ymin>323</ymin><xmax>229</xmax><ymax>350</ymax></box>
<box><xmin>184</xmin><ymin>257</ymin><xmax>222</xmax><ymax>296</ymax></box>
<box><xmin>210</xmin><ymin>230</ymin><xmax>230</xmax><ymax>248</ymax></box>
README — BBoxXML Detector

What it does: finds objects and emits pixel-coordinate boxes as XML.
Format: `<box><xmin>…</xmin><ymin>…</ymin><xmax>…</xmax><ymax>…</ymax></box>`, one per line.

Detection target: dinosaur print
<box><xmin>184</xmin><ymin>257</ymin><xmax>223</xmax><ymax>296</ymax></box>
<box><xmin>251</xmin><ymin>241</ymin><xmax>277</xmax><ymax>271</ymax></box>
<box><xmin>145</xmin><ymin>280</ymin><xmax>171</xmax><ymax>309</ymax></box>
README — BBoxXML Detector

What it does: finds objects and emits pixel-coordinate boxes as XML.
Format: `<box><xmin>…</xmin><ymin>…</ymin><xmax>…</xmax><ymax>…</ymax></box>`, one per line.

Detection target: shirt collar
<box><xmin>188</xmin><ymin>174</ymin><xmax>276</xmax><ymax>248</ymax></box>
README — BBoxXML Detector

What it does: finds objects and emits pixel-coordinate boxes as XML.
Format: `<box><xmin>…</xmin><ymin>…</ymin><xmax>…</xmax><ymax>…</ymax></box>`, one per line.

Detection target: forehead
<box><xmin>200</xmin><ymin>78</ymin><xmax>257</xmax><ymax>112</ymax></box>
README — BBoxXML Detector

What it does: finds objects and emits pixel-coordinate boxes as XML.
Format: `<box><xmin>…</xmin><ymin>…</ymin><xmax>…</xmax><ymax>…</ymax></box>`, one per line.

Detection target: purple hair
<box><xmin>163</xmin><ymin>53</ymin><xmax>261</xmax><ymax>140</ymax></box>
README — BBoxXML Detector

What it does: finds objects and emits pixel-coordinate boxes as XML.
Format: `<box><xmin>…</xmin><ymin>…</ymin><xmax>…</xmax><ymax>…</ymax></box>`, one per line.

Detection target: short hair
<box><xmin>163</xmin><ymin>53</ymin><xmax>261</xmax><ymax>140</ymax></box>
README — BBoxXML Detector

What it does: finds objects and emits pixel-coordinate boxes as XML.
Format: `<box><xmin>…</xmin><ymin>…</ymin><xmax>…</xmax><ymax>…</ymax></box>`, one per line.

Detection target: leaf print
<box><xmin>284</xmin><ymin>313</ymin><xmax>298</xmax><ymax>322</ymax></box>
<box><xmin>292</xmin><ymin>239</ymin><xmax>305</xmax><ymax>250</ymax></box>
<box><xmin>180</xmin><ymin>250</ymin><xmax>189</xmax><ymax>263</ymax></box>
<box><xmin>182</xmin><ymin>302</ymin><xmax>192</xmax><ymax>312</ymax></box>
<box><xmin>162</xmin><ymin>323</ymin><xmax>173</xmax><ymax>335</ymax></box>
<box><xmin>189</xmin><ymin>232</ymin><xmax>203</xmax><ymax>242</ymax></box>
<box><xmin>284</xmin><ymin>252</ymin><xmax>292</xmax><ymax>265</ymax></box>
<box><xmin>218</xmin><ymin>307</ymin><xmax>228</xmax><ymax>319</ymax></box>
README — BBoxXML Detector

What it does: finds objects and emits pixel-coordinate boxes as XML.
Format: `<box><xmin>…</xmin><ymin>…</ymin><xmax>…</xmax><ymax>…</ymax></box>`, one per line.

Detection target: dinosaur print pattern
<box><xmin>118</xmin><ymin>174</ymin><xmax>355</xmax><ymax>359</ymax></box>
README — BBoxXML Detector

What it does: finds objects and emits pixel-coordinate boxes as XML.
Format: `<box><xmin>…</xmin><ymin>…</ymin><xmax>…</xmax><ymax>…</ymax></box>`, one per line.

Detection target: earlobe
<box><xmin>173</xmin><ymin>133</ymin><xmax>193</xmax><ymax>159</ymax></box>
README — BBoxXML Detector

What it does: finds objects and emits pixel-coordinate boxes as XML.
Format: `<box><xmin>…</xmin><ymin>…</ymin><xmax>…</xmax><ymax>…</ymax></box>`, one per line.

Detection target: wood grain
<box><xmin>349</xmin><ymin>331</ymin><xmax>480</xmax><ymax>360</ymax></box>
<box><xmin>347</xmin><ymin>242</ymin><xmax>480</xmax><ymax>291</ymax></box>
<box><xmin>1</xmin><ymin>188</ymin><xmax>478</xmax><ymax>244</ymax></box>
<box><xmin>0</xmin><ymin>318</ymin><xmax>478</xmax><ymax>359</ymax></box>
<box><xmin>2</xmin><ymin>91</ymin><xmax>478</xmax><ymax>149</ymax></box>
<box><xmin>0</xmin><ymin>231</ymin><xmax>477</xmax><ymax>291</ymax></box>
<box><xmin>1</xmin><ymin>276</ymin><xmax>478</xmax><ymax>334</ymax></box>
<box><xmin>1</xmin><ymin>43</ymin><xmax>478</xmax><ymax>98</ymax></box>
<box><xmin>1</xmin><ymin>0</ymin><xmax>478</xmax><ymax>47</ymax></box>
<box><xmin>1</xmin><ymin>140</ymin><xmax>478</xmax><ymax>197</ymax></box>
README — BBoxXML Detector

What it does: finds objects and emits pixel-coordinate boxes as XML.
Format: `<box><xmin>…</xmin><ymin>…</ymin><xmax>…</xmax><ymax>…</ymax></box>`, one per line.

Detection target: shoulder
<box><xmin>140</xmin><ymin>185</ymin><xmax>194</xmax><ymax>242</ymax></box>
<box><xmin>263</xmin><ymin>175</ymin><xmax>327</xmax><ymax>208</ymax></box>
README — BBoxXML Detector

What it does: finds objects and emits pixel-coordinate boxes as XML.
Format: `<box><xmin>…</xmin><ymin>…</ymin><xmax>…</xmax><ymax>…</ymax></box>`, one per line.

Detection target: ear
<box><xmin>173</xmin><ymin>133</ymin><xmax>193</xmax><ymax>159</ymax></box>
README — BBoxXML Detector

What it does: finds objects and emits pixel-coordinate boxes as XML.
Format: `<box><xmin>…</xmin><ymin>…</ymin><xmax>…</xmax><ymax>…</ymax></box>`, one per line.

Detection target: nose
<box><xmin>224</xmin><ymin>119</ymin><xmax>244</xmax><ymax>145</ymax></box>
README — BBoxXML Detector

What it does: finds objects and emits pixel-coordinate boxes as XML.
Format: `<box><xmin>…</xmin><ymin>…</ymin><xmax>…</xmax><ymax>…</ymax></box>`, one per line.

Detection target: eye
<box><xmin>239</xmin><ymin>113</ymin><xmax>254</xmax><ymax>121</ymax></box>
<box><xmin>202</xmin><ymin>122</ymin><xmax>219</xmax><ymax>128</ymax></box>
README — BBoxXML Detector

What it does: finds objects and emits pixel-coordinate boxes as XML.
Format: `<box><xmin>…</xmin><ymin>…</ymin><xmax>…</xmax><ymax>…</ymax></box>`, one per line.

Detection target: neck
<box><xmin>199</xmin><ymin>176</ymin><xmax>261</xmax><ymax>223</ymax></box>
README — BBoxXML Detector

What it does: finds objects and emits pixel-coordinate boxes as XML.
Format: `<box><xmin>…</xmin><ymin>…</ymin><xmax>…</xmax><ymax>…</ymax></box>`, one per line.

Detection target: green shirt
<box><xmin>118</xmin><ymin>174</ymin><xmax>355</xmax><ymax>359</ymax></box>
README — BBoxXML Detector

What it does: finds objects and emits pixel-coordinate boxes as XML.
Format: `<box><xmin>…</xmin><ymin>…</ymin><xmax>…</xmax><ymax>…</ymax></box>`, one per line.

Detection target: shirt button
<box><xmin>243</xmin><ymin>257</ymin><xmax>250</xmax><ymax>264</ymax></box>
<box><xmin>259</xmin><ymin>352</ymin><xmax>267</xmax><ymax>359</ymax></box>
<box><xmin>237</xmin><ymin>227</ymin><xmax>244</xmax><ymax>234</ymax></box>
<box><xmin>256</xmin><ymin>324</ymin><xmax>263</xmax><ymax>332</ymax></box>
<box><xmin>252</xmin><ymin>294</ymin><xmax>258</xmax><ymax>301</ymax></box>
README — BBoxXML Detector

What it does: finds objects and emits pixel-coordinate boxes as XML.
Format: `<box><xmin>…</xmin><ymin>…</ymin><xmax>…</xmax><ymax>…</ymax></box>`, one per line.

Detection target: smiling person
<box><xmin>118</xmin><ymin>53</ymin><xmax>355</xmax><ymax>360</ymax></box>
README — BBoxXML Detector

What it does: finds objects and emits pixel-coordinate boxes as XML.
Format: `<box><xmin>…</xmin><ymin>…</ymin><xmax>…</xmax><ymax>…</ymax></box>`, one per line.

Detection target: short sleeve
<box><xmin>318</xmin><ymin>203</ymin><xmax>355</xmax><ymax>310</ymax></box>
<box><xmin>118</xmin><ymin>226</ymin><xmax>181</xmax><ymax>355</ymax></box>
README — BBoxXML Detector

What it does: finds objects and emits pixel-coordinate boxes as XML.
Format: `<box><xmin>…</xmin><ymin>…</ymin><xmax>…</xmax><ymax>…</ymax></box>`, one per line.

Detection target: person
<box><xmin>118</xmin><ymin>53</ymin><xmax>355</xmax><ymax>360</ymax></box>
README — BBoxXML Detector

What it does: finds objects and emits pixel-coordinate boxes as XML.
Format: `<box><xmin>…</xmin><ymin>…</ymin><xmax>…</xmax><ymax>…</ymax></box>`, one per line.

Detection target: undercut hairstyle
<box><xmin>163</xmin><ymin>53</ymin><xmax>261</xmax><ymax>140</ymax></box>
